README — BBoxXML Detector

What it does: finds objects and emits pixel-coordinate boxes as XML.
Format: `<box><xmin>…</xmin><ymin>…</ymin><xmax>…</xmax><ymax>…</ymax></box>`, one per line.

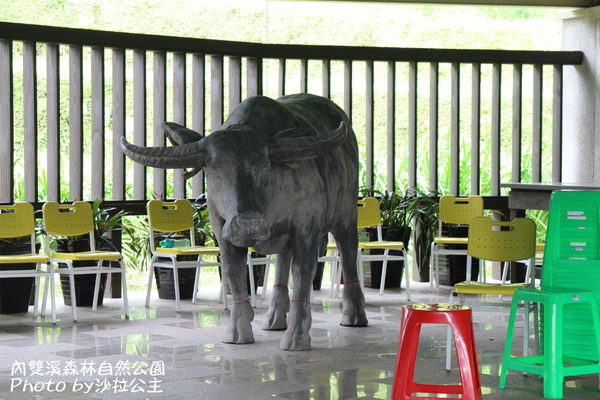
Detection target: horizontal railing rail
<box><xmin>0</xmin><ymin>21</ymin><xmax>584</xmax><ymax>210</ymax></box>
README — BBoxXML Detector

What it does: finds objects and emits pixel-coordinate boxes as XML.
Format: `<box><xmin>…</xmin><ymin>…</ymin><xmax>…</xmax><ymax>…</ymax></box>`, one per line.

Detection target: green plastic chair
<box><xmin>499</xmin><ymin>190</ymin><xmax>600</xmax><ymax>399</ymax></box>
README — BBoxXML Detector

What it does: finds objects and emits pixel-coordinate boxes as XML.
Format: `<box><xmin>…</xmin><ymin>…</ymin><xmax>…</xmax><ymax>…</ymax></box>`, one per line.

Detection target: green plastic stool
<box><xmin>499</xmin><ymin>286</ymin><xmax>600</xmax><ymax>399</ymax></box>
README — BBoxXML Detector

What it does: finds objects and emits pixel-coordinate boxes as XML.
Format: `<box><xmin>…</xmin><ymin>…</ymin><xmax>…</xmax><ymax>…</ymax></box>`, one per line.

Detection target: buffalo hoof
<box><xmin>223</xmin><ymin>302</ymin><xmax>255</xmax><ymax>344</ymax></box>
<box><xmin>262</xmin><ymin>286</ymin><xmax>290</xmax><ymax>331</ymax></box>
<box><xmin>262</xmin><ymin>312</ymin><xmax>287</xmax><ymax>331</ymax></box>
<box><xmin>279</xmin><ymin>331</ymin><xmax>311</xmax><ymax>351</ymax></box>
<box><xmin>340</xmin><ymin>312</ymin><xmax>368</xmax><ymax>327</ymax></box>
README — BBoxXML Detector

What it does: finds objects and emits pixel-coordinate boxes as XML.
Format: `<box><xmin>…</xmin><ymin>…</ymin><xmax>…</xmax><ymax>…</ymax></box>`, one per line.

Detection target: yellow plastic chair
<box><xmin>42</xmin><ymin>201</ymin><xmax>129</xmax><ymax>322</ymax></box>
<box><xmin>356</xmin><ymin>197</ymin><xmax>410</xmax><ymax>300</ymax></box>
<box><xmin>446</xmin><ymin>216</ymin><xmax>537</xmax><ymax>370</ymax></box>
<box><xmin>430</xmin><ymin>195</ymin><xmax>484</xmax><ymax>290</ymax></box>
<box><xmin>147</xmin><ymin>199</ymin><xmax>225</xmax><ymax>312</ymax></box>
<box><xmin>0</xmin><ymin>202</ymin><xmax>56</xmax><ymax>323</ymax></box>
<box><xmin>500</xmin><ymin>191</ymin><xmax>600</xmax><ymax>399</ymax></box>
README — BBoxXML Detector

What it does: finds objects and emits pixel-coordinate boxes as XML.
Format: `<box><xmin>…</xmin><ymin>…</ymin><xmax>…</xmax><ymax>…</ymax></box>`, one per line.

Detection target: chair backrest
<box><xmin>357</xmin><ymin>197</ymin><xmax>381</xmax><ymax>229</ymax></box>
<box><xmin>0</xmin><ymin>202</ymin><xmax>35</xmax><ymax>239</ymax></box>
<box><xmin>541</xmin><ymin>190</ymin><xmax>600</xmax><ymax>289</ymax></box>
<box><xmin>439</xmin><ymin>195</ymin><xmax>484</xmax><ymax>225</ymax></box>
<box><xmin>467</xmin><ymin>217</ymin><xmax>536</xmax><ymax>262</ymax></box>
<box><xmin>147</xmin><ymin>199</ymin><xmax>195</xmax><ymax>233</ymax></box>
<box><xmin>541</xmin><ymin>190</ymin><xmax>600</xmax><ymax>361</ymax></box>
<box><xmin>42</xmin><ymin>201</ymin><xmax>95</xmax><ymax>237</ymax></box>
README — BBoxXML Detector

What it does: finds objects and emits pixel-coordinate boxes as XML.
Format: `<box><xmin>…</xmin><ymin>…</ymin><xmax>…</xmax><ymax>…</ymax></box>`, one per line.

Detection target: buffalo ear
<box><xmin>268</xmin><ymin>121</ymin><xmax>347</xmax><ymax>163</ymax></box>
<box><xmin>162</xmin><ymin>122</ymin><xmax>203</xmax><ymax>145</ymax></box>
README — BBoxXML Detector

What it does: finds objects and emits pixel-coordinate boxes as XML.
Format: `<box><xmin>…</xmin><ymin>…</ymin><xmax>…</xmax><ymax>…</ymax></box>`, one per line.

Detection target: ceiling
<box><xmin>285</xmin><ymin>0</ymin><xmax>599</xmax><ymax>8</ymax></box>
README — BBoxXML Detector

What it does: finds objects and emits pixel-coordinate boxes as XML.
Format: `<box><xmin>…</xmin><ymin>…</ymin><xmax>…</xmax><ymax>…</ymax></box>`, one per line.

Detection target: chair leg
<box><xmin>49</xmin><ymin>272</ymin><xmax>57</xmax><ymax>324</ymax></box>
<box><xmin>249</xmin><ymin>263</ymin><xmax>257</xmax><ymax>308</ymax></box>
<box><xmin>68</xmin><ymin>266</ymin><xmax>78</xmax><ymax>322</ymax></box>
<box><xmin>379</xmin><ymin>251</ymin><xmax>388</xmax><ymax>295</ymax></box>
<box><xmin>499</xmin><ymin>294</ymin><xmax>522</xmax><ymax>389</ymax></box>
<box><xmin>173</xmin><ymin>267</ymin><xmax>181</xmax><ymax>313</ymax></box>
<box><xmin>145</xmin><ymin>262</ymin><xmax>155</xmax><ymax>308</ymax></box>
<box><xmin>430</xmin><ymin>242</ymin><xmax>436</xmax><ymax>292</ymax></box>
<box><xmin>403</xmin><ymin>249</ymin><xmax>411</xmax><ymax>301</ymax></box>
<box><xmin>192</xmin><ymin>260</ymin><xmax>201</xmax><ymax>305</ymax></box>
<box><xmin>119</xmin><ymin>261</ymin><xmax>130</xmax><ymax>319</ymax></box>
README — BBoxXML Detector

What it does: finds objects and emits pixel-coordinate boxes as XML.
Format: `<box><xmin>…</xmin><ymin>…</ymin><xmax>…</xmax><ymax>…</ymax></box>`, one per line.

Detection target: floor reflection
<box><xmin>0</xmin><ymin>282</ymin><xmax>598</xmax><ymax>399</ymax></box>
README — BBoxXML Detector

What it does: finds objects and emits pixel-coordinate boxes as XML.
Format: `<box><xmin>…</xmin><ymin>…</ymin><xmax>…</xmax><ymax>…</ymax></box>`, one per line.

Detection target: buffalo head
<box><xmin>120</xmin><ymin>122</ymin><xmax>347</xmax><ymax>248</ymax></box>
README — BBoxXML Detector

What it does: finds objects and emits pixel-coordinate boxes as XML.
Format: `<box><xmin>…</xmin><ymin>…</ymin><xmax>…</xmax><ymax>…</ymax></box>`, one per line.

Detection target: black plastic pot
<box><xmin>436</xmin><ymin>225</ymin><xmax>480</xmax><ymax>286</ymax></box>
<box><xmin>0</xmin><ymin>242</ymin><xmax>35</xmax><ymax>314</ymax></box>
<box><xmin>56</xmin><ymin>238</ymin><xmax>108</xmax><ymax>307</ymax></box>
<box><xmin>362</xmin><ymin>226</ymin><xmax>410</xmax><ymax>289</ymax></box>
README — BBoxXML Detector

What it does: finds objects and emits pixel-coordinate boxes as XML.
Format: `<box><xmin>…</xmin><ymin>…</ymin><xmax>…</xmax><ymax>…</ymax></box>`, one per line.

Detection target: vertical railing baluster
<box><xmin>229</xmin><ymin>56</ymin><xmax>242</xmax><ymax>109</ymax></box>
<box><xmin>192</xmin><ymin>54</ymin><xmax>206</xmax><ymax>197</ymax></box>
<box><xmin>322</xmin><ymin>60</ymin><xmax>330</xmax><ymax>99</ymax></box>
<box><xmin>553</xmin><ymin>65</ymin><xmax>563</xmax><ymax>182</ymax></box>
<box><xmin>429</xmin><ymin>63</ymin><xmax>439</xmax><ymax>195</ymax></box>
<box><xmin>133</xmin><ymin>49</ymin><xmax>147</xmax><ymax>200</ymax></box>
<box><xmin>408</xmin><ymin>61</ymin><xmax>418</xmax><ymax>189</ymax></box>
<box><xmin>211</xmin><ymin>55</ymin><xmax>224</xmax><ymax>132</ymax></box>
<box><xmin>153</xmin><ymin>51</ymin><xmax>166</xmax><ymax>198</ymax></box>
<box><xmin>512</xmin><ymin>64</ymin><xmax>523</xmax><ymax>184</ymax></box>
<box><xmin>491</xmin><ymin>64</ymin><xmax>502</xmax><ymax>196</ymax></box>
<box><xmin>69</xmin><ymin>45</ymin><xmax>83</xmax><ymax>201</ymax></box>
<box><xmin>0</xmin><ymin>40</ymin><xmax>13</xmax><ymax>204</ymax></box>
<box><xmin>112</xmin><ymin>48</ymin><xmax>126</xmax><ymax>201</ymax></box>
<box><xmin>23</xmin><ymin>41</ymin><xmax>37</xmax><ymax>202</ymax></box>
<box><xmin>450</xmin><ymin>62</ymin><xmax>460</xmax><ymax>195</ymax></box>
<box><xmin>471</xmin><ymin>63</ymin><xmax>481</xmax><ymax>195</ymax></box>
<box><xmin>365</xmin><ymin>60</ymin><xmax>374</xmax><ymax>189</ymax></box>
<box><xmin>247</xmin><ymin>57</ymin><xmax>262</xmax><ymax>97</ymax></box>
<box><xmin>46</xmin><ymin>43</ymin><xmax>60</xmax><ymax>202</ymax></box>
<box><xmin>532</xmin><ymin>64</ymin><xmax>543</xmax><ymax>182</ymax></box>
<box><xmin>173</xmin><ymin>52</ymin><xmax>187</xmax><ymax>199</ymax></box>
<box><xmin>300</xmin><ymin>59</ymin><xmax>308</xmax><ymax>93</ymax></box>
<box><xmin>344</xmin><ymin>60</ymin><xmax>352</xmax><ymax>121</ymax></box>
<box><xmin>91</xmin><ymin>46</ymin><xmax>105</xmax><ymax>200</ymax></box>
<box><xmin>387</xmin><ymin>61</ymin><xmax>396</xmax><ymax>194</ymax></box>
<box><xmin>278</xmin><ymin>59</ymin><xmax>286</xmax><ymax>97</ymax></box>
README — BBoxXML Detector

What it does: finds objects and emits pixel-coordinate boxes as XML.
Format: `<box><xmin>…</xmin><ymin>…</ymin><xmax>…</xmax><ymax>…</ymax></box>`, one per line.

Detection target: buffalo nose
<box><xmin>222</xmin><ymin>212</ymin><xmax>270</xmax><ymax>247</ymax></box>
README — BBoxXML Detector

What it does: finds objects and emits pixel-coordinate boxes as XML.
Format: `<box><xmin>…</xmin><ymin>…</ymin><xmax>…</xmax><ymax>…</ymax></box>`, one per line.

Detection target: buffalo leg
<box><xmin>279</xmin><ymin>241</ymin><xmax>317</xmax><ymax>351</ymax></box>
<box><xmin>334</xmin><ymin>227</ymin><xmax>368</xmax><ymax>327</ymax></box>
<box><xmin>220</xmin><ymin>242</ymin><xmax>255</xmax><ymax>344</ymax></box>
<box><xmin>262</xmin><ymin>251</ymin><xmax>292</xmax><ymax>331</ymax></box>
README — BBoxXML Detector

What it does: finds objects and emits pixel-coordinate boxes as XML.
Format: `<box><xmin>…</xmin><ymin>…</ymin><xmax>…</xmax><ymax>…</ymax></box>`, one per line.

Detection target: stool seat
<box><xmin>392</xmin><ymin>303</ymin><xmax>483</xmax><ymax>400</ymax></box>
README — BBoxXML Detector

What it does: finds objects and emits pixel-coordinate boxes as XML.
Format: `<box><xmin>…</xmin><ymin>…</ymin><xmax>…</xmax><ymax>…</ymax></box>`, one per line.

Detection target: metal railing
<box><xmin>0</xmin><ymin>21</ymin><xmax>584</xmax><ymax>212</ymax></box>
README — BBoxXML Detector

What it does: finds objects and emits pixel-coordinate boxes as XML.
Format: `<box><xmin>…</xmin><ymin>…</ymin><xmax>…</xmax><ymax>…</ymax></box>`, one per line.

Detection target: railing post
<box><xmin>0</xmin><ymin>39</ymin><xmax>13</xmax><ymax>204</ymax></box>
<box><xmin>23</xmin><ymin>41</ymin><xmax>38</xmax><ymax>202</ymax></box>
<box><xmin>69</xmin><ymin>45</ymin><xmax>83</xmax><ymax>202</ymax></box>
<box><xmin>133</xmin><ymin>49</ymin><xmax>147</xmax><ymax>200</ymax></box>
<box><xmin>192</xmin><ymin>53</ymin><xmax>206</xmax><ymax>197</ymax></box>
<box><xmin>46</xmin><ymin>43</ymin><xmax>60</xmax><ymax>202</ymax></box>
<box><xmin>91</xmin><ymin>46</ymin><xmax>105</xmax><ymax>201</ymax></box>
<box><xmin>153</xmin><ymin>51</ymin><xmax>167</xmax><ymax>199</ymax></box>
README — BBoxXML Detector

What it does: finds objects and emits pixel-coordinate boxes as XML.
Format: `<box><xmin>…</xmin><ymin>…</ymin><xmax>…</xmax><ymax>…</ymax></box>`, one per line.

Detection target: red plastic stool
<box><xmin>391</xmin><ymin>303</ymin><xmax>483</xmax><ymax>400</ymax></box>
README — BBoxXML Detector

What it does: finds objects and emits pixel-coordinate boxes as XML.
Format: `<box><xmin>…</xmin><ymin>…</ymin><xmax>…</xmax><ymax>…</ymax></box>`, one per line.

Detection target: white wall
<box><xmin>560</xmin><ymin>7</ymin><xmax>600</xmax><ymax>183</ymax></box>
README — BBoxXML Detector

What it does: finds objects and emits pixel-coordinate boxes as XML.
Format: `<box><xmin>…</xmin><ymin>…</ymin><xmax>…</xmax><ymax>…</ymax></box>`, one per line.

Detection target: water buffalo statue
<box><xmin>121</xmin><ymin>93</ymin><xmax>367</xmax><ymax>350</ymax></box>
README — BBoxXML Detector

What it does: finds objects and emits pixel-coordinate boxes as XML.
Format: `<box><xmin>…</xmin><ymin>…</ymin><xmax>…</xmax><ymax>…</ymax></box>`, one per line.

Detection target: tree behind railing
<box><xmin>0</xmin><ymin>22</ymin><xmax>583</xmax><ymax>205</ymax></box>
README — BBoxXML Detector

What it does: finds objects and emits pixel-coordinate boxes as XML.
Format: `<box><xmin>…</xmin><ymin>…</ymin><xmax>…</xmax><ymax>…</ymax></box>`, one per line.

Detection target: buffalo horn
<box><xmin>162</xmin><ymin>122</ymin><xmax>204</xmax><ymax>145</ymax></box>
<box><xmin>268</xmin><ymin>121</ymin><xmax>347</xmax><ymax>163</ymax></box>
<box><xmin>120</xmin><ymin>137</ymin><xmax>206</xmax><ymax>170</ymax></box>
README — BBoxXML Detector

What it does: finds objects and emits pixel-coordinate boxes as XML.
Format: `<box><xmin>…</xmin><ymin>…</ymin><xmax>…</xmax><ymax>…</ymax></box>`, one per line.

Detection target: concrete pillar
<box><xmin>560</xmin><ymin>7</ymin><xmax>600</xmax><ymax>184</ymax></box>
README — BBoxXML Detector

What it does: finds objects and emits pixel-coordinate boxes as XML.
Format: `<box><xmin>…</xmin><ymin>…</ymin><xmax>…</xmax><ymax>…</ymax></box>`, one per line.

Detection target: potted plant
<box><xmin>407</xmin><ymin>189</ymin><xmax>439</xmax><ymax>282</ymax></box>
